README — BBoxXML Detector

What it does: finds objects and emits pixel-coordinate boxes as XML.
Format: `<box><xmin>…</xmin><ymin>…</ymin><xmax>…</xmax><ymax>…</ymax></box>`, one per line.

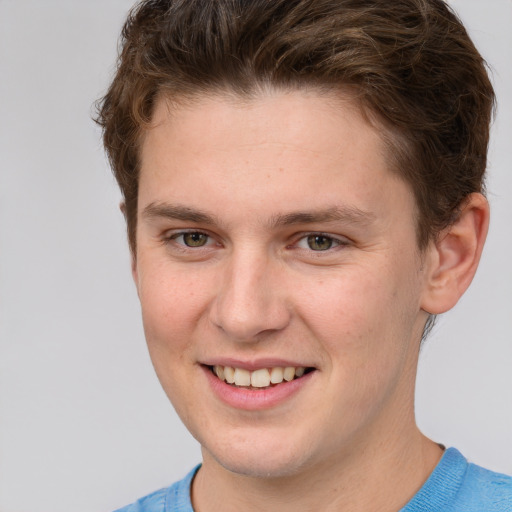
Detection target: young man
<box><xmin>97</xmin><ymin>0</ymin><xmax>511</xmax><ymax>510</ymax></box>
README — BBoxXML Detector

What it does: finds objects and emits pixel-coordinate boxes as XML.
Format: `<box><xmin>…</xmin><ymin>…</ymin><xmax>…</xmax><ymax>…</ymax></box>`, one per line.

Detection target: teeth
<box><xmin>295</xmin><ymin>367</ymin><xmax>305</xmax><ymax>377</ymax></box>
<box><xmin>270</xmin><ymin>367</ymin><xmax>284</xmax><ymax>384</ymax></box>
<box><xmin>224</xmin><ymin>366</ymin><xmax>235</xmax><ymax>384</ymax></box>
<box><xmin>214</xmin><ymin>365</ymin><xmax>225</xmax><ymax>380</ymax></box>
<box><xmin>233</xmin><ymin>368</ymin><xmax>251</xmax><ymax>386</ymax></box>
<box><xmin>251</xmin><ymin>368</ymin><xmax>271</xmax><ymax>388</ymax></box>
<box><xmin>283</xmin><ymin>367</ymin><xmax>295</xmax><ymax>381</ymax></box>
<box><xmin>212</xmin><ymin>365</ymin><xmax>309</xmax><ymax>387</ymax></box>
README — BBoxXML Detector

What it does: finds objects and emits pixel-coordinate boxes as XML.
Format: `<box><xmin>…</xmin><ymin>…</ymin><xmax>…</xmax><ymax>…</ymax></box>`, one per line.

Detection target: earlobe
<box><xmin>119</xmin><ymin>201</ymin><xmax>127</xmax><ymax>219</ymax></box>
<box><xmin>421</xmin><ymin>193</ymin><xmax>489</xmax><ymax>315</ymax></box>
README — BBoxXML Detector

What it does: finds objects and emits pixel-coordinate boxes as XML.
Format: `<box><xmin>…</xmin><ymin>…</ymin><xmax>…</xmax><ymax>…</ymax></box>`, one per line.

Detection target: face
<box><xmin>134</xmin><ymin>90</ymin><xmax>431</xmax><ymax>479</ymax></box>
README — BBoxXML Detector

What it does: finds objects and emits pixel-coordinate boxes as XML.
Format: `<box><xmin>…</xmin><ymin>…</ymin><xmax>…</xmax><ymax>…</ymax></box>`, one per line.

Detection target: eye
<box><xmin>170</xmin><ymin>231</ymin><xmax>211</xmax><ymax>247</ymax></box>
<box><xmin>306</xmin><ymin>234</ymin><xmax>334</xmax><ymax>251</ymax></box>
<box><xmin>295</xmin><ymin>233</ymin><xmax>346</xmax><ymax>252</ymax></box>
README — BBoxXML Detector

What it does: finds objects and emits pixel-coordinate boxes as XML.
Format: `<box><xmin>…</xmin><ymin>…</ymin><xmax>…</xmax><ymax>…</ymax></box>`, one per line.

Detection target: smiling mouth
<box><xmin>209</xmin><ymin>365</ymin><xmax>315</xmax><ymax>389</ymax></box>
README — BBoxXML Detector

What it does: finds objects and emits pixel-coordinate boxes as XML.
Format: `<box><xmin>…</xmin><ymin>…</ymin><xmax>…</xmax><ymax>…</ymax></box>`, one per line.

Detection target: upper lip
<box><xmin>200</xmin><ymin>358</ymin><xmax>315</xmax><ymax>371</ymax></box>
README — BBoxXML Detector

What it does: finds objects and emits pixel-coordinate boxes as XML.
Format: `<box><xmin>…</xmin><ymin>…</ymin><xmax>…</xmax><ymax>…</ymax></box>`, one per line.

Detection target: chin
<box><xmin>202</xmin><ymin>434</ymin><xmax>315</xmax><ymax>479</ymax></box>
<box><xmin>218</xmin><ymin>454</ymin><xmax>308</xmax><ymax>479</ymax></box>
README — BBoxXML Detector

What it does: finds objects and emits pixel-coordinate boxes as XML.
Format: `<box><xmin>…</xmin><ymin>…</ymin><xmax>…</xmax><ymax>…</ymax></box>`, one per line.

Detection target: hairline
<box><xmin>131</xmin><ymin>82</ymin><xmax>424</xmax><ymax>249</ymax></box>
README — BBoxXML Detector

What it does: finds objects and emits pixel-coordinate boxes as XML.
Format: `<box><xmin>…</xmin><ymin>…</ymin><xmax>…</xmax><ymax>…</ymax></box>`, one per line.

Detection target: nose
<box><xmin>209</xmin><ymin>250</ymin><xmax>291</xmax><ymax>342</ymax></box>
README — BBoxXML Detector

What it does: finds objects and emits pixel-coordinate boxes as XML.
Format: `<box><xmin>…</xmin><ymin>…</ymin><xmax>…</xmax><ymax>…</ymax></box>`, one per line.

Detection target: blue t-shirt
<box><xmin>114</xmin><ymin>448</ymin><xmax>512</xmax><ymax>511</ymax></box>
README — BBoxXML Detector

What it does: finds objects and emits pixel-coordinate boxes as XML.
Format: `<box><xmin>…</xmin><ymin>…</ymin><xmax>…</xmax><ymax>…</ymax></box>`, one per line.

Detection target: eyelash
<box><xmin>164</xmin><ymin>230</ymin><xmax>349</xmax><ymax>253</ymax></box>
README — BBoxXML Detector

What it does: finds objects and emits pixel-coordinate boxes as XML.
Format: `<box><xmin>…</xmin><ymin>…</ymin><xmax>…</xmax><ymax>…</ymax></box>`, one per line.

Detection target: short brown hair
<box><xmin>96</xmin><ymin>0</ymin><xmax>495</xmax><ymax>253</ymax></box>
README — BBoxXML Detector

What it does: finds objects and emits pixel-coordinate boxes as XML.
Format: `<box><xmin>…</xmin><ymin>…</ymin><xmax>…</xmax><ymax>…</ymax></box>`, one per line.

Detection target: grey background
<box><xmin>0</xmin><ymin>1</ymin><xmax>510</xmax><ymax>511</ymax></box>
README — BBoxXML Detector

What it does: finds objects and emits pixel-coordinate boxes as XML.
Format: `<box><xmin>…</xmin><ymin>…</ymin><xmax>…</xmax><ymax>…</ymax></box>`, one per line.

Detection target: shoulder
<box><xmin>113</xmin><ymin>486</ymin><xmax>168</xmax><ymax>512</ymax></box>
<box><xmin>112</xmin><ymin>465</ymin><xmax>200</xmax><ymax>512</ymax></box>
<box><xmin>402</xmin><ymin>448</ymin><xmax>512</xmax><ymax>512</ymax></box>
<box><xmin>458</xmin><ymin>458</ymin><xmax>512</xmax><ymax>511</ymax></box>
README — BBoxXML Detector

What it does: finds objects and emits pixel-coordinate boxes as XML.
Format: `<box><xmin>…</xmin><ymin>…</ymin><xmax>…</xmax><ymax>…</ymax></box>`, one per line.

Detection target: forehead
<box><xmin>142</xmin><ymin>88</ymin><xmax>388</xmax><ymax>179</ymax></box>
<box><xmin>138</xmin><ymin>89</ymin><xmax>417</xmax><ymax>233</ymax></box>
<box><xmin>148</xmin><ymin>87</ymin><xmax>374</xmax><ymax>143</ymax></box>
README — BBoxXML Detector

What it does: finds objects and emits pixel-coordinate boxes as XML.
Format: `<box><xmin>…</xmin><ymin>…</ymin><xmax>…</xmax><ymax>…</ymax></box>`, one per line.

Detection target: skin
<box><xmin>132</xmin><ymin>89</ymin><xmax>489</xmax><ymax>512</ymax></box>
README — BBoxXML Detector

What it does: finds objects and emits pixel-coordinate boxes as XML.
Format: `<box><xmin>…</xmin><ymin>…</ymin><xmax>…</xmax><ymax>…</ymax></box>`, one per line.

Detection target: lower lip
<box><xmin>202</xmin><ymin>365</ymin><xmax>315</xmax><ymax>411</ymax></box>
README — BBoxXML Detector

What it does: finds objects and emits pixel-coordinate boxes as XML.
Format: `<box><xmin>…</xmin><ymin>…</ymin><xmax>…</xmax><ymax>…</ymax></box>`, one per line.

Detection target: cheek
<box><xmin>137</xmin><ymin>263</ymin><xmax>209</xmax><ymax>357</ymax></box>
<box><xmin>296</xmin><ymin>267</ymin><xmax>392</xmax><ymax>338</ymax></box>
<box><xmin>136</xmin><ymin>269</ymin><xmax>209</xmax><ymax>418</ymax></box>
<box><xmin>296</xmin><ymin>264</ymin><xmax>420</xmax><ymax>372</ymax></box>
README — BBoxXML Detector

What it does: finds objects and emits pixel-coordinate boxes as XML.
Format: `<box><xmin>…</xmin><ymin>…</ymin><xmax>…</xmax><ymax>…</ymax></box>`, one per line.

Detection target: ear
<box><xmin>130</xmin><ymin>246</ymin><xmax>138</xmax><ymax>288</ymax></box>
<box><xmin>120</xmin><ymin>201</ymin><xmax>139</xmax><ymax>287</ymax></box>
<box><xmin>421</xmin><ymin>193</ymin><xmax>489</xmax><ymax>314</ymax></box>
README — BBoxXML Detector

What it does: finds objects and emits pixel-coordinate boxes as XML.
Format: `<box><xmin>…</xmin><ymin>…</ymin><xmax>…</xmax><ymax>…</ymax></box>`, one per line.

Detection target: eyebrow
<box><xmin>269</xmin><ymin>206</ymin><xmax>376</xmax><ymax>228</ymax></box>
<box><xmin>141</xmin><ymin>202</ymin><xmax>375</xmax><ymax>228</ymax></box>
<box><xmin>142</xmin><ymin>203</ymin><xmax>219</xmax><ymax>224</ymax></box>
